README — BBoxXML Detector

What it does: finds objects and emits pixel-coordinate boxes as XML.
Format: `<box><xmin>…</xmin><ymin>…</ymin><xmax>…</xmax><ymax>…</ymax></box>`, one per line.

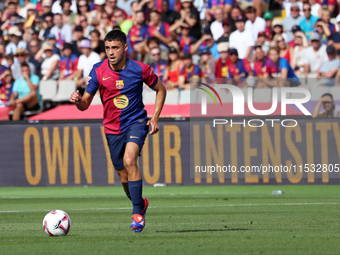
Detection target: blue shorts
<box><xmin>105</xmin><ymin>121</ymin><xmax>149</xmax><ymax>170</ymax></box>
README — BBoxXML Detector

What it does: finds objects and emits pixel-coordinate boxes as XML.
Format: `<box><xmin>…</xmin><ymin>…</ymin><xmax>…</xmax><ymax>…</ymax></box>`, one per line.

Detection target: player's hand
<box><xmin>70</xmin><ymin>90</ymin><xmax>82</xmax><ymax>104</ymax></box>
<box><xmin>147</xmin><ymin>118</ymin><xmax>159</xmax><ymax>135</ymax></box>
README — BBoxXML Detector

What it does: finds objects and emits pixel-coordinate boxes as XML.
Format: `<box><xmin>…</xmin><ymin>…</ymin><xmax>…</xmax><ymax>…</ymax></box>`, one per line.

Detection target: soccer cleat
<box><xmin>141</xmin><ymin>198</ymin><xmax>149</xmax><ymax>218</ymax></box>
<box><xmin>130</xmin><ymin>214</ymin><xmax>145</xmax><ymax>233</ymax></box>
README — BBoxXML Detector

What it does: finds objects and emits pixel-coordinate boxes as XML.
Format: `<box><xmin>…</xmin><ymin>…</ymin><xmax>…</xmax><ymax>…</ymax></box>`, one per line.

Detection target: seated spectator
<box><xmin>315</xmin><ymin>19</ymin><xmax>331</xmax><ymax>45</ymax></box>
<box><xmin>19</xmin><ymin>2</ymin><xmax>36</xmax><ymax>19</ymax></box>
<box><xmin>321</xmin><ymin>9</ymin><xmax>335</xmax><ymax>34</ymax></box>
<box><xmin>40</xmin><ymin>42</ymin><xmax>60</xmax><ymax>81</ymax></box>
<box><xmin>50</xmin><ymin>13</ymin><xmax>72</xmax><ymax>49</ymax></box>
<box><xmin>78</xmin><ymin>0</ymin><xmax>95</xmax><ymax>25</ymax></box>
<box><xmin>61</xmin><ymin>0</ymin><xmax>77</xmax><ymax>26</ymax></box>
<box><xmin>215</xmin><ymin>42</ymin><xmax>231</xmax><ymax>81</ymax></box>
<box><xmin>244</xmin><ymin>6</ymin><xmax>266</xmax><ymax>41</ymax></box>
<box><xmin>90</xmin><ymin>30</ymin><xmax>106</xmax><ymax>60</ymax></box>
<box><xmin>28</xmin><ymin>39</ymin><xmax>42</xmax><ymax>78</ymax></box>
<box><xmin>0</xmin><ymin>70</ymin><xmax>13</xmax><ymax>105</ymax></box>
<box><xmin>77</xmin><ymin>14</ymin><xmax>93</xmax><ymax>39</ymax></box>
<box><xmin>303</xmin><ymin>33</ymin><xmax>328</xmax><ymax>78</ymax></box>
<box><xmin>312</xmin><ymin>93</ymin><xmax>340</xmax><ymax>118</ymax></box>
<box><xmin>177</xmin><ymin>22</ymin><xmax>195</xmax><ymax>54</ymax></box>
<box><xmin>299</xmin><ymin>2</ymin><xmax>318</xmax><ymax>40</ymax></box>
<box><xmin>263</xmin><ymin>47</ymin><xmax>300</xmax><ymax>87</ymax></box>
<box><xmin>75</xmin><ymin>39</ymin><xmax>101</xmax><ymax>89</ymax></box>
<box><xmin>58</xmin><ymin>43</ymin><xmax>79</xmax><ymax>83</ymax></box>
<box><xmin>317</xmin><ymin>45</ymin><xmax>340</xmax><ymax>86</ymax></box>
<box><xmin>178</xmin><ymin>0</ymin><xmax>201</xmax><ymax>40</ymax></box>
<box><xmin>291</xmin><ymin>30</ymin><xmax>308</xmax><ymax>73</ymax></box>
<box><xmin>205</xmin><ymin>0</ymin><xmax>233</xmax><ymax>22</ymax></box>
<box><xmin>113</xmin><ymin>9</ymin><xmax>133</xmax><ymax>35</ymax></box>
<box><xmin>253</xmin><ymin>44</ymin><xmax>268</xmax><ymax>82</ymax></box>
<box><xmin>11</xmin><ymin>48</ymin><xmax>36</xmax><ymax>80</ymax></box>
<box><xmin>8</xmin><ymin>63</ymin><xmax>40</xmax><ymax>120</ymax></box>
<box><xmin>40</xmin><ymin>1</ymin><xmax>53</xmax><ymax>21</ymax></box>
<box><xmin>163</xmin><ymin>47</ymin><xmax>182</xmax><ymax>90</ymax></box>
<box><xmin>263</xmin><ymin>12</ymin><xmax>274</xmax><ymax>41</ymax></box>
<box><xmin>41</xmin><ymin>12</ymin><xmax>54</xmax><ymax>40</ymax></box>
<box><xmin>271</xmin><ymin>19</ymin><xmax>288</xmax><ymax>44</ymax></box>
<box><xmin>200</xmin><ymin>48</ymin><xmax>216</xmax><ymax>84</ymax></box>
<box><xmin>137</xmin><ymin>0</ymin><xmax>157</xmax><ymax>21</ymax></box>
<box><xmin>216</xmin><ymin>19</ymin><xmax>231</xmax><ymax>44</ymax></box>
<box><xmin>190</xmin><ymin>29</ymin><xmax>219</xmax><ymax>59</ymax></box>
<box><xmin>229</xmin><ymin>15</ymin><xmax>255</xmax><ymax>60</ymax></box>
<box><xmin>228</xmin><ymin>49</ymin><xmax>253</xmax><ymax>87</ymax></box>
<box><xmin>328</xmin><ymin>15</ymin><xmax>340</xmax><ymax>57</ymax></box>
<box><xmin>283</xmin><ymin>0</ymin><xmax>303</xmax><ymax>18</ymax></box>
<box><xmin>161</xmin><ymin>0</ymin><xmax>180</xmax><ymax>25</ymax></box>
<box><xmin>143</xmin><ymin>37</ymin><xmax>167</xmax><ymax>65</ymax></box>
<box><xmin>228</xmin><ymin>6</ymin><xmax>243</xmax><ymax>33</ymax></box>
<box><xmin>273</xmin><ymin>34</ymin><xmax>294</xmax><ymax>67</ymax></box>
<box><xmin>179</xmin><ymin>53</ymin><xmax>203</xmax><ymax>90</ymax></box>
<box><xmin>149</xmin><ymin>46</ymin><xmax>167</xmax><ymax>83</ymax></box>
<box><xmin>72</xmin><ymin>25</ymin><xmax>85</xmax><ymax>57</ymax></box>
<box><xmin>148</xmin><ymin>10</ymin><xmax>172</xmax><ymax>46</ymax></box>
<box><xmin>5</xmin><ymin>26</ymin><xmax>27</xmax><ymax>55</ymax></box>
<box><xmin>210</xmin><ymin>7</ymin><xmax>224</xmax><ymax>41</ymax></box>
<box><xmin>97</xmin><ymin>11</ymin><xmax>113</xmax><ymax>40</ymax></box>
<box><xmin>309</xmin><ymin>0</ymin><xmax>321</xmax><ymax>18</ymax></box>
<box><xmin>282</xmin><ymin>3</ymin><xmax>303</xmax><ymax>43</ymax></box>
<box><xmin>46</xmin><ymin>34</ymin><xmax>61</xmax><ymax>56</ymax></box>
<box><xmin>254</xmin><ymin>32</ymin><xmax>270</xmax><ymax>56</ymax></box>
<box><xmin>238</xmin><ymin>0</ymin><xmax>268</xmax><ymax>18</ymax></box>
<box><xmin>5</xmin><ymin>54</ymin><xmax>14</xmax><ymax>69</ymax></box>
<box><xmin>51</xmin><ymin>0</ymin><xmax>77</xmax><ymax>14</ymax></box>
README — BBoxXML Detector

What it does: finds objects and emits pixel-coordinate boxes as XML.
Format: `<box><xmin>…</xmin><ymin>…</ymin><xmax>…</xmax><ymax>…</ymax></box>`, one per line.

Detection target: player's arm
<box><xmin>148</xmin><ymin>78</ymin><xmax>167</xmax><ymax>134</ymax></box>
<box><xmin>70</xmin><ymin>90</ymin><xmax>94</xmax><ymax>111</ymax></box>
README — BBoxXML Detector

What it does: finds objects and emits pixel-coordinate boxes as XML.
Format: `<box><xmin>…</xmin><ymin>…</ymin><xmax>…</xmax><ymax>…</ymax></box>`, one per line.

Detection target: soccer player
<box><xmin>70</xmin><ymin>30</ymin><xmax>167</xmax><ymax>233</ymax></box>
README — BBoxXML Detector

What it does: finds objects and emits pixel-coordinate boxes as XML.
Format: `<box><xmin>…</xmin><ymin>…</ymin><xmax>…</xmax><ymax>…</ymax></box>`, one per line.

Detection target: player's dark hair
<box><xmin>104</xmin><ymin>30</ymin><xmax>126</xmax><ymax>44</ymax></box>
<box><xmin>322</xmin><ymin>93</ymin><xmax>333</xmax><ymax>99</ymax></box>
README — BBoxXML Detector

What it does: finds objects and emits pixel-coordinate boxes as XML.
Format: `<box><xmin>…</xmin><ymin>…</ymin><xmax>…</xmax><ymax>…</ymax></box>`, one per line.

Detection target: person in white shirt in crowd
<box><xmin>50</xmin><ymin>13</ymin><xmax>73</xmax><ymax>49</ymax></box>
<box><xmin>229</xmin><ymin>15</ymin><xmax>255</xmax><ymax>60</ymax></box>
<box><xmin>19</xmin><ymin>2</ymin><xmax>36</xmax><ymax>19</ymax></box>
<box><xmin>210</xmin><ymin>7</ymin><xmax>224</xmax><ymax>41</ymax></box>
<box><xmin>290</xmin><ymin>26</ymin><xmax>308</xmax><ymax>73</ymax></box>
<box><xmin>51</xmin><ymin>0</ymin><xmax>77</xmax><ymax>14</ymax></box>
<box><xmin>75</xmin><ymin>39</ymin><xmax>101</xmax><ymax>89</ymax></box>
<box><xmin>11</xmin><ymin>48</ymin><xmax>36</xmax><ymax>80</ymax></box>
<box><xmin>317</xmin><ymin>45</ymin><xmax>340</xmax><ymax>86</ymax></box>
<box><xmin>303</xmin><ymin>33</ymin><xmax>328</xmax><ymax>78</ymax></box>
<box><xmin>5</xmin><ymin>26</ymin><xmax>27</xmax><ymax>55</ymax></box>
<box><xmin>40</xmin><ymin>42</ymin><xmax>60</xmax><ymax>81</ymax></box>
<box><xmin>283</xmin><ymin>0</ymin><xmax>303</xmax><ymax>17</ymax></box>
<box><xmin>272</xmin><ymin>19</ymin><xmax>289</xmax><ymax>43</ymax></box>
<box><xmin>282</xmin><ymin>3</ymin><xmax>303</xmax><ymax>43</ymax></box>
<box><xmin>309</xmin><ymin>0</ymin><xmax>321</xmax><ymax>18</ymax></box>
<box><xmin>244</xmin><ymin>6</ymin><xmax>266</xmax><ymax>41</ymax></box>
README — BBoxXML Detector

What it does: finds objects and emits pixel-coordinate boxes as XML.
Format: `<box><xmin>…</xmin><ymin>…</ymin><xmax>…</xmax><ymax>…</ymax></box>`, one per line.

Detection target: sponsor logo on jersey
<box><xmin>113</xmin><ymin>94</ymin><xmax>129</xmax><ymax>109</ymax></box>
<box><xmin>116</xmin><ymin>80</ymin><xmax>124</xmax><ymax>89</ymax></box>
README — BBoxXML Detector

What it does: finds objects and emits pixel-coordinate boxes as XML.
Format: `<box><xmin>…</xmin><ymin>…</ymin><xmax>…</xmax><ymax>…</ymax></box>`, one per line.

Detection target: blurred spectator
<box><xmin>90</xmin><ymin>30</ymin><xmax>106</xmax><ymax>60</ymax></box>
<box><xmin>215</xmin><ymin>42</ymin><xmax>231</xmax><ymax>80</ymax></box>
<box><xmin>190</xmin><ymin>29</ymin><xmax>219</xmax><ymax>59</ymax></box>
<box><xmin>50</xmin><ymin>13</ymin><xmax>72</xmax><ymax>49</ymax></box>
<box><xmin>253</xmin><ymin>44</ymin><xmax>267</xmax><ymax>79</ymax></box>
<box><xmin>163</xmin><ymin>47</ymin><xmax>182</xmax><ymax>90</ymax></box>
<box><xmin>8</xmin><ymin>63</ymin><xmax>40</xmax><ymax>120</ymax></box>
<box><xmin>5</xmin><ymin>26</ymin><xmax>27</xmax><ymax>55</ymax></box>
<box><xmin>228</xmin><ymin>6</ymin><xmax>243</xmax><ymax>32</ymax></box>
<box><xmin>28</xmin><ymin>39</ymin><xmax>41</xmax><ymax>77</ymax></box>
<box><xmin>299</xmin><ymin>2</ymin><xmax>318</xmax><ymax>40</ymax></box>
<box><xmin>72</xmin><ymin>25</ymin><xmax>85</xmax><ymax>56</ymax></box>
<box><xmin>58</xmin><ymin>43</ymin><xmax>79</xmax><ymax>83</ymax></box>
<box><xmin>316</xmin><ymin>45</ymin><xmax>340</xmax><ymax>86</ymax></box>
<box><xmin>51</xmin><ymin>0</ymin><xmax>77</xmax><ymax>14</ymax></box>
<box><xmin>117</xmin><ymin>0</ymin><xmax>134</xmax><ymax>17</ymax></box>
<box><xmin>238</xmin><ymin>0</ymin><xmax>268</xmax><ymax>18</ymax></box>
<box><xmin>19</xmin><ymin>2</ymin><xmax>35</xmax><ymax>19</ymax></box>
<box><xmin>272</xmin><ymin>19</ymin><xmax>288</xmax><ymax>43</ymax></box>
<box><xmin>263</xmin><ymin>12</ymin><xmax>274</xmax><ymax>41</ymax></box>
<box><xmin>5</xmin><ymin>54</ymin><xmax>14</xmax><ymax>69</ymax></box>
<box><xmin>106</xmin><ymin>0</ymin><xmax>127</xmax><ymax>18</ymax></box>
<box><xmin>177</xmin><ymin>22</ymin><xmax>195</xmax><ymax>54</ymax></box>
<box><xmin>303</xmin><ymin>33</ymin><xmax>328</xmax><ymax>78</ymax></box>
<box><xmin>2</xmin><ymin>1</ymin><xmax>23</xmax><ymax>22</ymax></box>
<box><xmin>75</xmin><ymin>0</ymin><xmax>91</xmax><ymax>26</ymax></box>
<box><xmin>138</xmin><ymin>0</ymin><xmax>157</xmax><ymax>22</ymax></box>
<box><xmin>229</xmin><ymin>15</ymin><xmax>254</xmax><ymax>60</ymax></box>
<box><xmin>321</xmin><ymin>9</ymin><xmax>335</xmax><ymax>34</ymax></box>
<box><xmin>11</xmin><ymin>48</ymin><xmax>36</xmax><ymax>80</ymax></box>
<box><xmin>205</xmin><ymin>0</ymin><xmax>232</xmax><ymax>22</ymax></box>
<box><xmin>75</xmin><ymin>39</ymin><xmax>101</xmax><ymax>89</ymax></box>
<box><xmin>61</xmin><ymin>0</ymin><xmax>77</xmax><ymax>26</ymax></box>
<box><xmin>291</xmin><ymin>30</ymin><xmax>308</xmax><ymax>73</ymax></box>
<box><xmin>46</xmin><ymin>34</ymin><xmax>61</xmax><ymax>56</ymax></box>
<box><xmin>127</xmin><ymin>11</ymin><xmax>149</xmax><ymax>59</ymax></box>
<box><xmin>282</xmin><ymin>3</ymin><xmax>303</xmax><ymax>43</ymax></box>
<box><xmin>200</xmin><ymin>48</ymin><xmax>216</xmax><ymax>84</ymax></box>
<box><xmin>143</xmin><ymin>37</ymin><xmax>167</xmax><ymax>65</ymax></box>
<box><xmin>255</xmin><ymin>32</ymin><xmax>270</xmax><ymax>53</ymax></box>
<box><xmin>148</xmin><ymin>10</ymin><xmax>172</xmax><ymax>45</ymax></box>
<box><xmin>41</xmin><ymin>12</ymin><xmax>54</xmax><ymax>40</ymax></box>
<box><xmin>228</xmin><ymin>48</ymin><xmax>253</xmax><ymax>87</ymax></box>
<box><xmin>273</xmin><ymin>34</ymin><xmax>294</xmax><ymax>67</ymax></box>
<box><xmin>263</xmin><ymin>47</ymin><xmax>300</xmax><ymax>87</ymax></box>
<box><xmin>244</xmin><ymin>6</ymin><xmax>266</xmax><ymax>41</ymax></box>
<box><xmin>98</xmin><ymin>11</ymin><xmax>113</xmax><ymax>40</ymax></box>
<box><xmin>315</xmin><ymin>19</ymin><xmax>331</xmax><ymax>45</ymax></box>
<box><xmin>179</xmin><ymin>0</ymin><xmax>201</xmax><ymax>40</ymax></box>
<box><xmin>113</xmin><ymin>9</ymin><xmax>133</xmax><ymax>35</ymax></box>
<box><xmin>40</xmin><ymin>0</ymin><xmax>53</xmax><ymax>20</ymax></box>
<box><xmin>128</xmin><ymin>1</ymin><xmax>140</xmax><ymax>24</ymax></box>
<box><xmin>179</xmin><ymin>53</ymin><xmax>202</xmax><ymax>90</ymax></box>
<box><xmin>149</xmin><ymin>46</ymin><xmax>167</xmax><ymax>83</ymax></box>
<box><xmin>216</xmin><ymin>19</ymin><xmax>231</xmax><ymax>44</ymax></box>
<box><xmin>328</xmin><ymin>15</ymin><xmax>340</xmax><ymax>56</ymax></box>
<box><xmin>309</xmin><ymin>0</ymin><xmax>321</xmax><ymax>18</ymax></box>
<box><xmin>39</xmin><ymin>42</ymin><xmax>60</xmax><ymax>81</ymax></box>
<box><xmin>283</xmin><ymin>0</ymin><xmax>303</xmax><ymax>17</ymax></box>
<box><xmin>161</xmin><ymin>0</ymin><xmax>180</xmax><ymax>25</ymax></box>
<box><xmin>0</xmin><ymin>69</ymin><xmax>13</xmax><ymax>106</ymax></box>
<box><xmin>210</xmin><ymin>7</ymin><xmax>224</xmax><ymax>41</ymax></box>
<box><xmin>312</xmin><ymin>93</ymin><xmax>340</xmax><ymax>118</ymax></box>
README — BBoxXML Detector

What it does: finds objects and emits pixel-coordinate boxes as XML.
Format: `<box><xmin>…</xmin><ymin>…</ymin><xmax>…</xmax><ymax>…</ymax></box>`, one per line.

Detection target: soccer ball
<box><xmin>43</xmin><ymin>210</ymin><xmax>71</xmax><ymax>236</ymax></box>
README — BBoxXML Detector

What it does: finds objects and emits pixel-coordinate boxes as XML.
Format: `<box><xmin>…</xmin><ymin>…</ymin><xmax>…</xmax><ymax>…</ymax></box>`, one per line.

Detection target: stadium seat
<box><xmin>253</xmin><ymin>88</ymin><xmax>272</xmax><ymax>102</ymax></box>
<box><xmin>91</xmin><ymin>92</ymin><xmax>102</xmax><ymax>105</ymax></box>
<box><xmin>330</xmin><ymin>87</ymin><xmax>340</xmax><ymax>100</ymax></box>
<box><xmin>164</xmin><ymin>90</ymin><xmax>179</xmax><ymax>105</ymax></box>
<box><xmin>143</xmin><ymin>90</ymin><xmax>156</xmax><ymax>104</ymax></box>
<box><xmin>52</xmin><ymin>80</ymin><xmax>76</xmax><ymax>102</ymax></box>
<box><xmin>311</xmin><ymin>87</ymin><xmax>330</xmax><ymax>101</ymax></box>
<box><xmin>39</xmin><ymin>80</ymin><xmax>57</xmax><ymax>101</ymax></box>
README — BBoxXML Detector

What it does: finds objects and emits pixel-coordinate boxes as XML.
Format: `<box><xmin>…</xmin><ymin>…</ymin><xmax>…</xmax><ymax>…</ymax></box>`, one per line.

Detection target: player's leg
<box><xmin>116</xmin><ymin>168</ymin><xmax>131</xmax><ymax>200</ymax></box>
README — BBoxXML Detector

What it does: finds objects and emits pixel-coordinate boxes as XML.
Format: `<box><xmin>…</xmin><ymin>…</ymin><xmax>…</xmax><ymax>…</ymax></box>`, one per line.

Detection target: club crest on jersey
<box><xmin>116</xmin><ymin>80</ymin><xmax>124</xmax><ymax>89</ymax></box>
<box><xmin>113</xmin><ymin>94</ymin><xmax>129</xmax><ymax>109</ymax></box>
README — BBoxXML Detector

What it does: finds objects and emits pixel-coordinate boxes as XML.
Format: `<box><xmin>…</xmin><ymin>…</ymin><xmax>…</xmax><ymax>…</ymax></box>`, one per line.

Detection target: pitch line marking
<box><xmin>0</xmin><ymin>202</ymin><xmax>339</xmax><ymax>213</ymax></box>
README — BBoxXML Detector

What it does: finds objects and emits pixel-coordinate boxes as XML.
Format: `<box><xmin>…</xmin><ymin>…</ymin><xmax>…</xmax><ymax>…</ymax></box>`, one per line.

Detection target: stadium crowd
<box><xmin>0</xmin><ymin>0</ymin><xmax>340</xmax><ymax>120</ymax></box>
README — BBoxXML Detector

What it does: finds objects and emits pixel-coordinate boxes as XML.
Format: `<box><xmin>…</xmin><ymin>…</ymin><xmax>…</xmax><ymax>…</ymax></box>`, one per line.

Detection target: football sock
<box><xmin>125</xmin><ymin>192</ymin><xmax>132</xmax><ymax>201</ymax></box>
<box><xmin>128</xmin><ymin>180</ymin><xmax>143</xmax><ymax>215</ymax></box>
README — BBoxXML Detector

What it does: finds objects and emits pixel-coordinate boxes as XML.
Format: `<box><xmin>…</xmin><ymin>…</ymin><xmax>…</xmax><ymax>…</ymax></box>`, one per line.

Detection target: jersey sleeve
<box><xmin>142</xmin><ymin>63</ymin><xmax>158</xmax><ymax>88</ymax></box>
<box><xmin>280</xmin><ymin>58</ymin><xmax>289</xmax><ymax>70</ymax></box>
<box><xmin>85</xmin><ymin>67</ymin><xmax>99</xmax><ymax>95</ymax></box>
<box><xmin>243</xmin><ymin>59</ymin><xmax>252</xmax><ymax>73</ymax></box>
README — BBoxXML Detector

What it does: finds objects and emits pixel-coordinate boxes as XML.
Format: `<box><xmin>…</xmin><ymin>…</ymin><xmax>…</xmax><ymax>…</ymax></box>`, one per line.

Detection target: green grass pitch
<box><xmin>1</xmin><ymin>185</ymin><xmax>340</xmax><ymax>255</ymax></box>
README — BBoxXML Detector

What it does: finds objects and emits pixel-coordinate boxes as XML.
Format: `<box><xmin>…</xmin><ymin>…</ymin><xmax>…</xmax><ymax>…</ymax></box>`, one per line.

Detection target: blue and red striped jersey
<box><xmin>86</xmin><ymin>58</ymin><xmax>158</xmax><ymax>134</ymax></box>
<box><xmin>60</xmin><ymin>54</ymin><xmax>79</xmax><ymax>77</ymax></box>
<box><xmin>150</xmin><ymin>60</ymin><xmax>167</xmax><ymax>82</ymax></box>
<box><xmin>179</xmin><ymin>36</ymin><xmax>195</xmax><ymax>53</ymax></box>
<box><xmin>127</xmin><ymin>24</ymin><xmax>149</xmax><ymax>54</ymax></box>
<box><xmin>179</xmin><ymin>64</ymin><xmax>203</xmax><ymax>83</ymax></box>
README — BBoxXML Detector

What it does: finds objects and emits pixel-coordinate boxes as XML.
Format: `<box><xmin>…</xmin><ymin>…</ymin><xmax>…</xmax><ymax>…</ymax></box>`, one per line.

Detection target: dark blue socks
<box><xmin>128</xmin><ymin>180</ymin><xmax>145</xmax><ymax>215</ymax></box>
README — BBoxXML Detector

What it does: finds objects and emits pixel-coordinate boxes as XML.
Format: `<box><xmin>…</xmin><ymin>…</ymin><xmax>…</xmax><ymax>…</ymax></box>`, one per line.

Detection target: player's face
<box><xmin>105</xmin><ymin>40</ymin><xmax>128</xmax><ymax>65</ymax></box>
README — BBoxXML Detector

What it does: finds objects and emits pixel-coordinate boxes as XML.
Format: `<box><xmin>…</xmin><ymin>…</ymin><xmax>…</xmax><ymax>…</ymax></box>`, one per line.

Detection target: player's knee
<box><xmin>123</xmin><ymin>156</ymin><xmax>137</xmax><ymax>170</ymax></box>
